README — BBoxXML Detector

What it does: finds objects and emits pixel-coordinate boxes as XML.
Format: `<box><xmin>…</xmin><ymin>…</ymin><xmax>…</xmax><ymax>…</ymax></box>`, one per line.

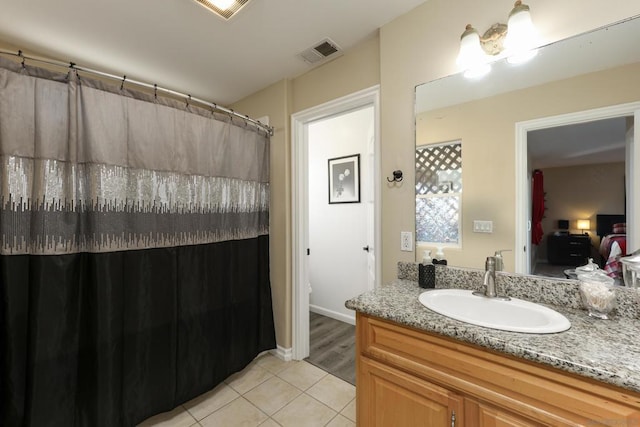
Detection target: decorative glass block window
<box><xmin>416</xmin><ymin>141</ymin><xmax>462</xmax><ymax>246</ymax></box>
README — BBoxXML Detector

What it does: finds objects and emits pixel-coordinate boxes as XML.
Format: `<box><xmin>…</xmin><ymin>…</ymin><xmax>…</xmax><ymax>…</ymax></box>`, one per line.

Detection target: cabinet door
<box><xmin>358</xmin><ymin>357</ymin><xmax>463</xmax><ymax>427</ymax></box>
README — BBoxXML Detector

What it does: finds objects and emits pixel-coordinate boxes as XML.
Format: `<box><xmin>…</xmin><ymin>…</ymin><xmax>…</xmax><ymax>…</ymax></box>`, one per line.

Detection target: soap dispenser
<box><xmin>419</xmin><ymin>250</ymin><xmax>436</xmax><ymax>288</ymax></box>
<box><xmin>433</xmin><ymin>247</ymin><xmax>447</xmax><ymax>266</ymax></box>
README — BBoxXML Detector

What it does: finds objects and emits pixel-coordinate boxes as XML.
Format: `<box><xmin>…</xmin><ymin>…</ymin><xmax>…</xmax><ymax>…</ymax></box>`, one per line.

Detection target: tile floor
<box><xmin>137</xmin><ymin>352</ymin><xmax>356</xmax><ymax>427</ymax></box>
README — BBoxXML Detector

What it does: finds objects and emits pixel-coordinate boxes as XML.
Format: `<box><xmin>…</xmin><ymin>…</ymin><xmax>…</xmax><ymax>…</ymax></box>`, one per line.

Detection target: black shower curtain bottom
<box><xmin>0</xmin><ymin>236</ymin><xmax>276</xmax><ymax>427</ymax></box>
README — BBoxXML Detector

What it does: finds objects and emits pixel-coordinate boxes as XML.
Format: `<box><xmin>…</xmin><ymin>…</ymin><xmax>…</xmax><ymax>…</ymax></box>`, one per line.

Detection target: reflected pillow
<box><xmin>612</xmin><ymin>223</ymin><xmax>626</xmax><ymax>234</ymax></box>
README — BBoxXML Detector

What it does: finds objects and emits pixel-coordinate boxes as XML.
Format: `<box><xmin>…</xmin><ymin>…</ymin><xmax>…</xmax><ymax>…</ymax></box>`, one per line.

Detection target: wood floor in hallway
<box><xmin>305</xmin><ymin>311</ymin><xmax>356</xmax><ymax>385</ymax></box>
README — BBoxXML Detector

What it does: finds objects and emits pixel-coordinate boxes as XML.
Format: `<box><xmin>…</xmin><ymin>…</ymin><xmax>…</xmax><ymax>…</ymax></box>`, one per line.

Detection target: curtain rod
<box><xmin>0</xmin><ymin>49</ymin><xmax>274</xmax><ymax>136</ymax></box>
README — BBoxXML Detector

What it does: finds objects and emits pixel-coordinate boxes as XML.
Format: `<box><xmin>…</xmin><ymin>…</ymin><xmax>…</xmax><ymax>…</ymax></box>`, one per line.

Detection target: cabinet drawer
<box><xmin>466</xmin><ymin>398</ymin><xmax>542</xmax><ymax>427</ymax></box>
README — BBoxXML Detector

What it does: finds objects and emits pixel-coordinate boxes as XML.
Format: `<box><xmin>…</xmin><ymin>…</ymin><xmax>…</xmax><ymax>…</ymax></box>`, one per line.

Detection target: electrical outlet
<box><xmin>400</xmin><ymin>231</ymin><xmax>413</xmax><ymax>251</ymax></box>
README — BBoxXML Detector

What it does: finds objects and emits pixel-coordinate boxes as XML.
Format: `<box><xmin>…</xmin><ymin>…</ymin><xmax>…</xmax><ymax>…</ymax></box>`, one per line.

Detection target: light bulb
<box><xmin>209</xmin><ymin>0</ymin><xmax>235</xmax><ymax>10</ymax></box>
<box><xmin>504</xmin><ymin>1</ymin><xmax>538</xmax><ymax>64</ymax></box>
<box><xmin>456</xmin><ymin>25</ymin><xmax>492</xmax><ymax>79</ymax></box>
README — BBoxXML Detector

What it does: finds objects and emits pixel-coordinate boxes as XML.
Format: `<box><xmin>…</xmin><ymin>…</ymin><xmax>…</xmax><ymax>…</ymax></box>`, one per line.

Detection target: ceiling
<box><xmin>528</xmin><ymin>117</ymin><xmax>628</xmax><ymax>169</ymax></box>
<box><xmin>0</xmin><ymin>0</ymin><xmax>426</xmax><ymax>106</ymax></box>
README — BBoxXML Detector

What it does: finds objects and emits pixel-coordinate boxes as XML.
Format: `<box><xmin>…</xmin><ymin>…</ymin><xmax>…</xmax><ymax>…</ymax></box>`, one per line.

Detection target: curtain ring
<box><xmin>65</xmin><ymin>61</ymin><xmax>75</xmax><ymax>81</ymax></box>
<box><xmin>186</xmin><ymin>94</ymin><xmax>191</xmax><ymax>107</ymax></box>
<box><xmin>18</xmin><ymin>50</ymin><xmax>26</xmax><ymax>70</ymax></box>
<box><xmin>154</xmin><ymin>84</ymin><xmax>158</xmax><ymax>101</ymax></box>
<box><xmin>120</xmin><ymin>75</ymin><xmax>126</xmax><ymax>91</ymax></box>
<box><xmin>68</xmin><ymin>62</ymin><xmax>80</xmax><ymax>82</ymax></box>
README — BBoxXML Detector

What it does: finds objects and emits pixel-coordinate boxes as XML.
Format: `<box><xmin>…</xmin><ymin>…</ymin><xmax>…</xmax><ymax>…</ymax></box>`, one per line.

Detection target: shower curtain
<box><xmin>0</xmin><ymin>57</ymin><xmax>275</xmax><ymax>426</ymax></box>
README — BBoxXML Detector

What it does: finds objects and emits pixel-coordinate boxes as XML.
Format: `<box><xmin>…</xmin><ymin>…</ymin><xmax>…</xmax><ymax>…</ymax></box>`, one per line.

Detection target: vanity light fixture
<box><xmin>193</xmin><ymin>0</ymin><xmax>251</xmax><ymax>20</ymax></box>
<box><xmin>577</xmin><ymin>219</ymin><xmax>591</xmax><ymax>234</ymax></box>
<box><xmin>456</xmin><ymin>1</ymin><xmax>538</xmax><ymax>78</ymax></box>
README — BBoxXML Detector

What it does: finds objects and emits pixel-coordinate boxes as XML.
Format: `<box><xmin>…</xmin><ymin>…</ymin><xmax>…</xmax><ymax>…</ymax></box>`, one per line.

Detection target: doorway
<box><xmin>515</xmin><ymin>102</ymin><xmax>640</xmax><ymax>275</ymax></box>
<box><xmin>291</xmin><ymin>86</ymin><xmax>380</xmax><ymax>360</ymax></box>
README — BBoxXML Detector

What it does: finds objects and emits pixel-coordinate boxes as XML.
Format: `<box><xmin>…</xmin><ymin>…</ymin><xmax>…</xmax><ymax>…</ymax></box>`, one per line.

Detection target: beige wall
<box><xmin>538</xmin><ymin>162</ymin><xmax>626</xmax><ymax>261</ymax></box>
<box><xmin>231</xmin><ymin>35</ymin><xmax>381</xmax><ymax>349</ymax></box>
<box><xmin>416</xmin><ymin>62</ymin><xmax>640</xmax><ymax>270</ymax></box>
<box><xmin>292</xmin><ymin>35</ymin><xmax>380</xmax><ymax>113</ymax></box>
<box><xmin>232</xmin><ymin>0</ymin><xmax>640</xmax><ymax>350</ymax></box>
<box><xmin>380</xmin><ymin>0</ymin><xmax>640</xmax><ymax>285</ymax></box>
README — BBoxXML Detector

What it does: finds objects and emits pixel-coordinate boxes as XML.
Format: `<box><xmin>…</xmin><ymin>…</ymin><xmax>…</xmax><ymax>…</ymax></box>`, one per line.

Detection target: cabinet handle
<box><xmin>451</xmin><ymin>410</ymin><xmax>456</xmax><ymax>427</ymax></box>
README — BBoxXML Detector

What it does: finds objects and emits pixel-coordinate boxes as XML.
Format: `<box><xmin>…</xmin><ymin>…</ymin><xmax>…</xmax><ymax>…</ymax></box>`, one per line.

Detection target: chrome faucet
<box><xmin>473</xmin><ymin>256</ymin><xmax>510</xmax><ymax>300</ymax></box>
<box><xmin>484</xmin><ymin>256</ymin><xmax>498</xmax><ymax>297</ymax></box>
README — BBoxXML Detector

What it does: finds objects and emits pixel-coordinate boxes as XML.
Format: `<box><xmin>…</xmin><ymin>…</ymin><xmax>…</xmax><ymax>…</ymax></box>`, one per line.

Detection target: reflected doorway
<box><xmin>515</xmin><ymin>102</ymin><xmax>640</xmax><ymax>276</ymax></box>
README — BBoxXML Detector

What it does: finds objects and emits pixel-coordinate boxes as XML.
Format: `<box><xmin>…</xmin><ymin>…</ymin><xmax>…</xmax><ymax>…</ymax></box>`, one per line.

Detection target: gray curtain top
<box><xmin>0</xmin><ymin>56</ymin><xmax>270</xmax><ymax>255</ymax></box>
<box><xmin>0</xmin><ymin>56</ymin><xmax>269</xmax><ymax>183</ymax></box>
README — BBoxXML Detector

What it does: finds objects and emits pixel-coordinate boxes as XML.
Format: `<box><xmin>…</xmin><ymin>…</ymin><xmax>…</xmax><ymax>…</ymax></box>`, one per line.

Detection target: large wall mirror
<box><xmin>415</xmin><ymin>15</ymin><xmax>640</xmax><ymax>279</ymax></box>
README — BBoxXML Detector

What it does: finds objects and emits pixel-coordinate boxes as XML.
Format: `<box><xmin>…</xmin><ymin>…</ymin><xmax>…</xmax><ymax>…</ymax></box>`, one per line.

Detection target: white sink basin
<box><xmin>419</xmin><ymin>289</ymin><xmax>571</xmax><ymax>334</ymax></box>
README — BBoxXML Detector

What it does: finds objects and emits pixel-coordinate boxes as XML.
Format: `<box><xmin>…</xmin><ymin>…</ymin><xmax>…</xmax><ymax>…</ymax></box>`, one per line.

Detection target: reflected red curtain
<box><xmin>532</xmin><ymin>170</ymin><xmax>545</xmax><ymax>245</ymax></box>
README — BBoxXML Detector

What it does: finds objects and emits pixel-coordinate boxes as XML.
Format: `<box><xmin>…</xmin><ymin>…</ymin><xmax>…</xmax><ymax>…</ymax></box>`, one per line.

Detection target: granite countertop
<box><xmin>346</xmin><ymin>279</ymin><xmax>640</xmax><ymax>394</ymax></box>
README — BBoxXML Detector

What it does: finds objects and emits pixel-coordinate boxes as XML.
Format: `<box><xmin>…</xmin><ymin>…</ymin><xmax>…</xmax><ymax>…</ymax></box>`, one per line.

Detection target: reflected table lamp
<box><xmin>577</xmin><ymin>219</ymin><xmax>591</xmax><ymax>235</ymax></box>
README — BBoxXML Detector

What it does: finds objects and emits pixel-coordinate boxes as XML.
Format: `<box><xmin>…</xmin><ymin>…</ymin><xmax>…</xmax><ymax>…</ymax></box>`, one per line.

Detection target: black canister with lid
<box><xmin>418</xmin><ymin>250</ymin><xmax>436</xmax><ymax>288</ymax></box>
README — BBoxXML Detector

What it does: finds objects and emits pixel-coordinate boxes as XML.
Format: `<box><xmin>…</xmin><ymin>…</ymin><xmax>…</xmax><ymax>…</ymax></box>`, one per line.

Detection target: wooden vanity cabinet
<box><xmin>356</xmin><ymin>313</ymin><xmax>640</xmax><ymax>426</ymax></box>
<box><xmin>359</xmin><ymin>356</ymin><xmax>463</xmax><ymax>426</ymax></box>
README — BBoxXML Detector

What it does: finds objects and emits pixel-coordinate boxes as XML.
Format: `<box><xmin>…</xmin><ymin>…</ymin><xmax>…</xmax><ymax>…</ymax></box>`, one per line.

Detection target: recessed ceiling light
<box><xmin>210</xmin><ymin>0</ymin><xmax>235</xmax><ymax>9</ymax></box>
<box><xmin>193</xmin><ymin>0</ymin><xmax>251</xmax><ymax>20</ymax></box>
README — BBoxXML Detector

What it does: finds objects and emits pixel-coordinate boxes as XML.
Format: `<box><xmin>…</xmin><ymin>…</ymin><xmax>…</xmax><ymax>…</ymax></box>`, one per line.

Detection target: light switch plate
<box><xmin>473</xmin><ymin>220</ymin><xmax>493</xmax><ymax>233</ymax></box>
<box><xmin>400</xmin><ymin>231</ymin><xmax>413</xmax><ymax>251</ymax></box>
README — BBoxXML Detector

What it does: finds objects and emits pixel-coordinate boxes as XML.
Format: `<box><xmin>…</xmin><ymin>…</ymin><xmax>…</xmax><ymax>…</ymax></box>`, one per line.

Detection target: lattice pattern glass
<box><xmin>416</xmin><ymin>143</ymin><xmax>462</xmax><ymax>244</ymax></box>
<box><xmin>416</xmin><ymin>196</ymin><xmax>460</xmax><ymax>244</ymax></box>
<box><xmin>415</xmin><ymin>144</ymin><xmax>462</xmax><ymax>195</ymax></box>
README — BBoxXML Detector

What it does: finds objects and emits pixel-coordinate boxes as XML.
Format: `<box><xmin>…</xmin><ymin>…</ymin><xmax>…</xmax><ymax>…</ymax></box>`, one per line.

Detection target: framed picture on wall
<box><xmin>328</xmin><ymin>154</ymin><xmax>360</xmax><ymax>204</ymax></box>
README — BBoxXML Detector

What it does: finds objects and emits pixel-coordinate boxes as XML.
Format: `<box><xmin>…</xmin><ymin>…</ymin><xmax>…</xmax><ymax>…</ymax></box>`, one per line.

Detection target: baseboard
<box><xmin>310</xmin><ymin>304</ymin><xmax>355</xmax><ymax>325</ymax></box>
<box><xmin>271</xmin><ymin>345</ymin><xmax>293</xmax><ymax>362</ymax></box>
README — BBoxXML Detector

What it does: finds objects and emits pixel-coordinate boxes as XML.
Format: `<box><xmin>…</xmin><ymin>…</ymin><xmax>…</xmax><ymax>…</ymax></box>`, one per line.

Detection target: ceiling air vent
<box><xmin>298</xmin><ymin>38</ymin><xmax>342</xmax><ymax>64</ymax></box>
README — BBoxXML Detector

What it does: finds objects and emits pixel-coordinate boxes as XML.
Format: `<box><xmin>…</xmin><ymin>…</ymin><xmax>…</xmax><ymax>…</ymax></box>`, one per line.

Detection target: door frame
<box><xmin>291</xmin><ymin>86</ymin><xmax>381</xmax><ymax>360</ymax></box>
<box><xmin>515</xmin><ymin>101</ymin><xmax>640</xmax><ymax>274</ymax></box>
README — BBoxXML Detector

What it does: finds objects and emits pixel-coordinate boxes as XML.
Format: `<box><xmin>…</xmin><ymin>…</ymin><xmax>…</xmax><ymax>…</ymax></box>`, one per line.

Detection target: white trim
<box><xmin>310</xmin><ymin>304</ymin><xmax>356</xmax><ymax>326</ymax></box>
<box><xmin>270</xmin><ymin>346</ymin><xmax>293</xmax><ymax>362</ymax></box>
<box><xmin>630</xmin><ymin>112</ymin><xmax>640</xmax><ymax>253</ymax></box>
<box><xmin>515</xmin><ymin>101</ymin><xmax>640</xmax><ymax>273</ymax></box>
<box><xmin>515</xmin><ymin>122</ymin><xmax>530</xmax><ymax>274</ymax></box>
<box><xmin>291</xmin><ymin>113</ymin><xmax>309</xmax><ymax>361</ymax></box>
<box><xmin>291</xmin><ymin>86</ymin><xmax>381</xmax><ymax>360</ymax></box>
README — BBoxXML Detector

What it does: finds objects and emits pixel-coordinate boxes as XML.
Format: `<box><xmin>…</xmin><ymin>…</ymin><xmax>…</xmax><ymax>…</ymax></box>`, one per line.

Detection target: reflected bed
<box><xmin>597</xmin><ymin>214</ymin><xmax>626</xmax><ymax>277</ymax></box>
